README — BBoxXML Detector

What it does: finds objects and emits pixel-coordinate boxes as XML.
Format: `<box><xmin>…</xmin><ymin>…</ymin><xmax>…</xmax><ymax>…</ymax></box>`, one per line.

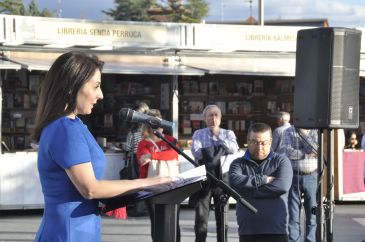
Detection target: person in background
<box><xmin>191</xmin><ymin>104</ymin><xmax>239</xmax><ymax>242</ymax></box>
<box><xmin>229</xmin><ymin>122</ymin><xmax>293</xmax><ymax>242</ymax></box>
<box><xmin>136</xmin><ymin>109</ymin><xmax>181</xmax><ymax>242</ymax></box>
<box><xmin>32</xmin><ymin>51</ymin><xmax>173</xmax><ymax>242</ymax></box>
<box><xmin>279</xmin><ymin>126</ymin><xmax>318</xmax><ymax>242</ymax></box>
<box><xmin>271</xmin><ymin>111</ymin><xmax>291</xmax><ymax>152</ymax></box>
<box><xmin>124</xmin><ymin>101</ymin><xmax>149</xmax><ymax>178</ymax></box>
<box><xmin>123</xmin><ymin>102</ymin><xmax>149</xmax><ymax>216</ymax></box>
<box><xmin>344</xmin><ymin>130</ymin><xmax>361</xmax><ymax>150</ymax></box>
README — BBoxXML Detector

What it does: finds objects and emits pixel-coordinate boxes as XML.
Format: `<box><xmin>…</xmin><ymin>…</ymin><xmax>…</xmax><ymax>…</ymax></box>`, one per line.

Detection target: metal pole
<box><xmin>0</xmin><ymin>70</ymin><xmax>2</xmax><ymax>154</ymax></box>
<box><xmin>326</xmin><ymin>129</ymin><xmax>334</xmax><ymax>242</ymax></box>
<box><xmin>258</xmin><ymin>0</ymin><xmax>264</xmax><ymax>25</ymax></box>
<box><xmin>316</xmin><ymin>129</ymin><xmax>324</xmax><ymax>242</ymax></box>
<box><xmin>171</xmin><ymin>75</ymin><xmax>179</xmax><ymax>139</ymax></box>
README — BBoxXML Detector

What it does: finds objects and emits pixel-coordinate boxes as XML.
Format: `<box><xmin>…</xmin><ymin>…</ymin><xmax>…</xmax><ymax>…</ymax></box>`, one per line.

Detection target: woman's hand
<box><xmin>143</xmin><ymin>176</ymin><xmax>178</xmax><ymax>193</ymax></box>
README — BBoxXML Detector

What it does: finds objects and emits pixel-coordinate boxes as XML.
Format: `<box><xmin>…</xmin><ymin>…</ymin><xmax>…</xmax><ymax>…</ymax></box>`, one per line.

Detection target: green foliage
<box><xmin>0</xmin><ymin>0</ymin><xmax>55</xmax><ymax>17</ymax></box>
<box><xmin>28</xmin><ymin>0</ymin><xmax>40</xmax><ymax>16</ymax></box>
<box><xmin>183</xmin><ymin>0</ymin><xmax>209</xmax><ymax>23</ymax></box>
<box><xmin>104</xmin><ymin>0</ymin><xmax>209</xmax><ymax>23</ymax></box>
<box><xmin>0</xmin><ymin>0</ymin><xmax>23</xmax><ymax>15</ymax></box>
<box><xmin>103</xmin><ymin>0</ymin><xmax>158</xmax><ymax>21</ymax></box>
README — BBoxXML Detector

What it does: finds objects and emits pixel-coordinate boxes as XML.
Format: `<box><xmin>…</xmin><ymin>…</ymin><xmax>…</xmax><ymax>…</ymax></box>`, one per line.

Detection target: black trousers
<box><xmin>239</xmin><ymin>234</ymin><xmax>289</xmax><ymax>242</ymax></box>
<box><xmin>145</xmin><ymin>200</ymin><xmax>181</xmax><ymax>242</ymax></box>
<box><xmin>194</xmin><ymin>188</ymin><xmax>228</xmax><ymax>242</ymax></box>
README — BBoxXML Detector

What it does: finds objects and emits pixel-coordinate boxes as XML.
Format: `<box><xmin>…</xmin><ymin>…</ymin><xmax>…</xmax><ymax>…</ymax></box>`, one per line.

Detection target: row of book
<box><xmin>180</xmin><ymin>100</ymin><xmax>292</xmax><ymax>115</ymax></box>
<box><xmin>179</xmin><ymin>115</ymin><xmax>251</xmax><ymax>135</ymax></box>
<box><xmin>2</xmin><ymin>135</ymin><xmax>30</xmax><ymax>151</ymax></box>
<box><xmin>3</xmin><ymin>93</ymin><xmax>38</xmax><ymax>109</ymax></box>
<box><xmin>181</xmin><ymin>78</ymin><xmax>294</xmax><ymax>96</ymax></box>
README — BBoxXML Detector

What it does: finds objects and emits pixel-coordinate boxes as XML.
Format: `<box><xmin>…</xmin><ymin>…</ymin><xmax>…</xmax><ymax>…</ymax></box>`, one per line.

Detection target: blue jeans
<box><xmin>288</xmin><ymin>172</ymin><xmax>317</xmax><ymax>242</ymax></box>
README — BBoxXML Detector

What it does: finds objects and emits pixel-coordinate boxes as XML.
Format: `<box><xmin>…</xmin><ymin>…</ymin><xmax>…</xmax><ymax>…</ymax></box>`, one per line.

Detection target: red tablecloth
<box><xmin>343</xmin><ymin>151</ymin><xmax>365</xmax><ymax>194</ymax></box>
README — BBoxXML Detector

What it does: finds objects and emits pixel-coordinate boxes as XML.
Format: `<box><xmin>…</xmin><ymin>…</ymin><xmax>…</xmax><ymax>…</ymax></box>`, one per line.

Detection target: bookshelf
<box><xmin>81</xmin><ymin>74</ymin><xmax>171</xmax><ymax>144</ymax></box>
<box><xmin>178</xmin><ymin>75</ymin><xmax>294</xmax><ymax>147</ymax></box>
<box><xmin>1</xmin><ymin>70</ymin><xmax>42</xmax><ymax>151</ymax></box>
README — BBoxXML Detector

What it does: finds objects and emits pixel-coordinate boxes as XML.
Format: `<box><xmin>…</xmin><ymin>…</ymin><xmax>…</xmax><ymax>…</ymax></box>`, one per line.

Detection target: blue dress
<box><xmin>35</xmin><ymin>116</ymin><xmax>105</xmax><ymax>242</ymax></box>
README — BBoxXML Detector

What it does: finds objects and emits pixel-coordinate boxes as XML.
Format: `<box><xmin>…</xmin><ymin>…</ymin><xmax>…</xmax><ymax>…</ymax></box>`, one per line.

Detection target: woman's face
<box><xmin>349</xmin><ymin>134</ymin><xmax>358</xmax><ymax>145</ymax></box>
<box><xmin>75</xmin><ymin>69</ymin><xmax>103</xmax><ymax>115</ymax></box>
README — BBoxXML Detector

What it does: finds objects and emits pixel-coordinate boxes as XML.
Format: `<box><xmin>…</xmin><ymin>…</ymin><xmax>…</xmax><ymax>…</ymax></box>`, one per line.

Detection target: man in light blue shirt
<box><xmin>191</xmin><ymin>104</ymin><xmax>239</xmax><ymax>242</ymax></box>
<box><xmin>272</xmin><ymin>111</ymin><xmax>291</xmax><ymax>152</ymax></box>
<box><xmin>279</xmin><ymin>126</ymin><xmax>318</xmax><ymax>242</ymax></box>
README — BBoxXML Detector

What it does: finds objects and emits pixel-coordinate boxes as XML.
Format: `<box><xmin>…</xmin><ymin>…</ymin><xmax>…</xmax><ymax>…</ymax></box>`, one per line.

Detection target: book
<box><xmin>253</xmin><ymin>79</ymin><xmax>264</xmax><ymax>94</ymax></box>
<box><xmin>28</xmin><ymin>75</ymin><xmax>40</xmax><ymax>92</ymax></box>
<box><xmin>23</xmin><ymin>94</ymin><xmax>30</xmax><ymax>108</ymax></box>
<box><xmin>191</xmin><ymin>120</ymin><xmax>203</xmax><ymax>133</ymax></box>
<box><xmin>13</xmin><ymin>94</ymin><xmax>23</xmax><ymax>108</ymax></box>
<box><xmin>216</xmin><ymin>101</ymin><xmax>226</xmax><ymax>115</ymax></box>
<box><xmin>30</xmin><ymin>94</ymin><xmax>38</xmax><ymax>108</ymax></box>
<box><xmin>189</xmin><ymin>101</ymin><xmax>204</xmax><ymax>113</ymax></box>
<box><xmin>199</xmin><ymin>82</ymin><xmax>208</xmax><ymax>94</ymax></box>
<box><xmin>209</xmin><ymin>82</ymin><xmax>218</xmax><ymax>95</ymax></box>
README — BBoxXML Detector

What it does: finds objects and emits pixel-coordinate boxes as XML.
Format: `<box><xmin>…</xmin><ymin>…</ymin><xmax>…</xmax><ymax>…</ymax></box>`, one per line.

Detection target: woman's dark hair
<box><xmin>32</xmin><ymin>51</ymin><xmax>104</xmax><ymax>142</ymax></box>
<box><xmin>345</xmin><ymin>130</ymin><xmax>359</xmax><ymax>148</ymax></box>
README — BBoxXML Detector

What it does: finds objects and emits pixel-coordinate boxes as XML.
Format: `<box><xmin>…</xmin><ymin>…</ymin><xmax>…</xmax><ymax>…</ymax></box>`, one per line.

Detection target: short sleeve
<box><xmin>49</xmin><ymin>118</ymin><xmax>91</xmax><ymax>169</ymax></box>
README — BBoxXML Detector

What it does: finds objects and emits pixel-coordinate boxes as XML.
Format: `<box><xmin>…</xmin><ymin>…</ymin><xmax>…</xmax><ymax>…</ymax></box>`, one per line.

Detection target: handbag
<box><xmin>147</xmin><ymin>159</ymin><xmax>180</xmax><ymax>178</ymax></box>
<box><xmin>119</xmin><ymin>153</ymin><xmax>138</xmax><ymax>180</ymax></box>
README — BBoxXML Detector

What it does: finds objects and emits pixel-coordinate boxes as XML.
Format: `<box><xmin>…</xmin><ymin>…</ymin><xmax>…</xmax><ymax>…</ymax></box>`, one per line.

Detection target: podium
<box><xmin>101</xmin><ymin>180</ymin><xmax>203</xmax><ymax>242</ymax></box>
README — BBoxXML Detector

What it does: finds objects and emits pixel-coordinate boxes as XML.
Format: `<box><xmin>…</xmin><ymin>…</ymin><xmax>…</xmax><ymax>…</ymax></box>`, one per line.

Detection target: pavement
<box><xmin>0</xmin><ymin>204</ymin><xmax>365</xmax><ymax>242</ymax></box>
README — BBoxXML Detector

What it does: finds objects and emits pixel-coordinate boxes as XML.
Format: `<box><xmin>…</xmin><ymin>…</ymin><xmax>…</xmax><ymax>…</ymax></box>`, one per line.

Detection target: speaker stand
<box><xmin>316</xmin><ymin>129</ymin><xmax>335</xmax><ymax>242</ymax></box>
<box><xmin>325</xmin><ymin>129</ymin><xmax>335</xmax><ymax>242</ymax></box>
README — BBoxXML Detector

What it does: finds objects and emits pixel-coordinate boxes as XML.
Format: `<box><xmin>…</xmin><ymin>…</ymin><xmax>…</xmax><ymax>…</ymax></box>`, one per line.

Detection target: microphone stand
<box><xmin>153</xmin><ymin>130</ymin><xmax>258</xmax><ymax>214</ymax></box>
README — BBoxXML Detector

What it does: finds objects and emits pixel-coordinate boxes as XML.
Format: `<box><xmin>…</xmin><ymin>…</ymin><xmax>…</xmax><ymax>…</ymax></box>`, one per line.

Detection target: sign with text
<box><xmin>193</xmin><ymin>25</ymin><xmax>305</xmax><ymax>52</ymax></box>
<box><xmin>34</xmin><ymin>20</ymin><xmax>168</xmax><ymax>46</ymax></box>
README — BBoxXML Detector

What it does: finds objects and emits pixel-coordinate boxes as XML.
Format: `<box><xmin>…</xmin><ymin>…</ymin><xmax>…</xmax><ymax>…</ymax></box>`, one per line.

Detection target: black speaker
<box><xmin>293</xmin><ymin>27</ymin><xmax>362</xmax><ymax>128</ymax></box>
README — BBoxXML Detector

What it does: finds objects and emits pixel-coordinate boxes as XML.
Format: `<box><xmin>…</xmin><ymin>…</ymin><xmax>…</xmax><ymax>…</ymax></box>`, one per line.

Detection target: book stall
<box><xmin>0</xmin><ymin>14</ymin><xmax>365</xmax><ymax>208</ymax></box>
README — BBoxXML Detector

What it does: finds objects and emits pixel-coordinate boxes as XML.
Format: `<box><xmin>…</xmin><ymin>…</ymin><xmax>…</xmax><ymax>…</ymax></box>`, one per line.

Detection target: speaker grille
<box><xmin>293</xmin><ymin>27</ymin><xmax>361</xmax><ymax>129</ymax></box>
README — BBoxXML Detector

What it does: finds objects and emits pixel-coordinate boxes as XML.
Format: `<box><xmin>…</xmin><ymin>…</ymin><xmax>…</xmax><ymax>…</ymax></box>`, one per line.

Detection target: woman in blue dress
<box><xmin>32</xmin><ymin>51</ymin><xmax>172</xmax><ymax>242</ymax></box>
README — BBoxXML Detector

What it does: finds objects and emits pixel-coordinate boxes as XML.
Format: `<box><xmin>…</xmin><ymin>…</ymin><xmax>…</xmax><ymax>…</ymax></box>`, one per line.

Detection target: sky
<box><xmin>24</xmin><ymin>0</ymin><xmax>365</xmax><ymax>27</ymax></box>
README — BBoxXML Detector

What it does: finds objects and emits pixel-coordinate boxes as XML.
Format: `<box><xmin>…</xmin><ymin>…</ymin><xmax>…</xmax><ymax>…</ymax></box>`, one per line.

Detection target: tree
<box><xmin>0</xmin><ymin>0</ymin><xmax>23</xmax><ymax>15</ymax></box>
<box><xmin>103</xmin><ymin>0</ymin><xmax>158</xmax><ymax>21</ymax></box>
<box><xmin>104</xmin><ymin>0</ymin><xmax>209</xmax><ymax>23</ymax></box>
<box><xmin>0</xmin><ymin>0</ymin><xmax>55</xmax><ymax>17</ymax></box>
<box><xmin>148</xmin><ymin>0</ymin><xmax>208</xmax><ymax>23</ymax></box>
<box><xmin>28</xmin><ymin>0</ymin><xmax>40</xmax><ymax>16</ymax></box>
<box><xmin>183</xmin><ymin>0</ymin><xmax>209</xmax><ymax>23</ymax></box>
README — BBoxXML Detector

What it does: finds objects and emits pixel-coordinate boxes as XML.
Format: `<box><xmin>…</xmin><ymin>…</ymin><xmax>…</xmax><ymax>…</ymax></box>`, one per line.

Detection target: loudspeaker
<box><xmin>293</xmin><ymin>27</ymin><xmax>362</xmax><ymax>128</ymax></box>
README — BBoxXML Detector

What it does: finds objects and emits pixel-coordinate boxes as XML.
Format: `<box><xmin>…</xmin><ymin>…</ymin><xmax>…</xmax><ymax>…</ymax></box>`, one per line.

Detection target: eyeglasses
<box><xmin>249</xmin><ymin>140</ymin><xmax>271</xmax><ymax>146</ymax></box>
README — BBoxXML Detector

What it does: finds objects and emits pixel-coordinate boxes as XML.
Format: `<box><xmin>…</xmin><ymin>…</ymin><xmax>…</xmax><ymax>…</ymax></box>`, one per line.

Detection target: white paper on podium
<box><xmin>175</xmin><ymin>165</ymin><xmax>207</xmax><ymax>187</ymax></box>
<box><xmin>144</xmin><ymin>165</ymin><xmax>207</xmax><ymax>193</ymax></box>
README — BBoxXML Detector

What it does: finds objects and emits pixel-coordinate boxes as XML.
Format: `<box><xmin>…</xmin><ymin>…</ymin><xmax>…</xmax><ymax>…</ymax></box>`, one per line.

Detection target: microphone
<box><xmin>119</xmin><ymin>108</ymin><xmax>175</xmax><ymax>132</ymax></box>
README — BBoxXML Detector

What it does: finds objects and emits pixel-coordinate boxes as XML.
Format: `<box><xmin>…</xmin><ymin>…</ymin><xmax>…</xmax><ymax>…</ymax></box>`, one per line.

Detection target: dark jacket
<box><xmin>229</xmin><ymin>151</ymin><xmax>293</xmax><ymax>235</ymax></box>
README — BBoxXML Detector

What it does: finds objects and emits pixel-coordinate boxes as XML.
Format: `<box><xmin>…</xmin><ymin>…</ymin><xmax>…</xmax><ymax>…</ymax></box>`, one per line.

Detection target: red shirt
<box><xmin>136</xmin><ymin>134</ymin><xmax>179</xmax><ymax>178</ymax></box>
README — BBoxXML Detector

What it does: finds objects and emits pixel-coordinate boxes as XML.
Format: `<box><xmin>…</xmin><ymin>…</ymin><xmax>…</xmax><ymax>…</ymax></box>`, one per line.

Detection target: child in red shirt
<box><xmin>136</xmin><ymin>109</ymin><xmax>181</xmax><ymax>242</ymax></box>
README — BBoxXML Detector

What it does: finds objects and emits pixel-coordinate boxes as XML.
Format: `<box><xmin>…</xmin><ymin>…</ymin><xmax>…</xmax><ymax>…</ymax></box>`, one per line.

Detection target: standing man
<box><xmin>191</xmin><ymin>104</ymin><xmax>239</xmax><ymax>242</ymax></box>
<box><xmin>279</xmin><ymin>126</ymin><xmax>318</xmax><ymax>242</ymax></box>
<box><xmin>229</xmin><ymin>122</ymin><xmax>293</xmax><ymax>242</ymax></box>
<box><xmin>272</xmin><ymin>111</ymin><xmax>291</xmax><ymax>152</ymax></box>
